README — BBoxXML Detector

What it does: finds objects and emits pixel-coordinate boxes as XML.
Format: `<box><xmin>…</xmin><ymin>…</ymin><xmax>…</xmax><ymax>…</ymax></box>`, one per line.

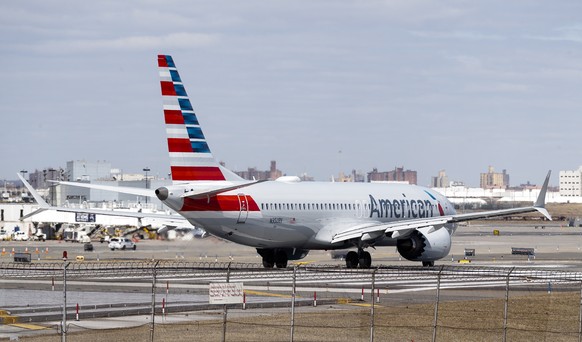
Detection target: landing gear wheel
<box><xmin>262</xmin><ymin>258</ymin><xmax>275</xmax><ymax>268</ymax></box>
<box><xmin>346</xmin><ymin>251</ymin><xmax>359</xmax><ymax>268</ymax></box>
<box><xmin>275</xmin><ymin>250</ymin><xmax>288</xmax><ymax>268</ymax></box>
<box><xmin>358</xmin><ymin>251</ymin><xmax>372</xmax><ymax>269</ymax></box>
<box><xmin>422</xmin><ymin>261</ymin><xmax>434</xmax><ymax>267</ymax></box>
<box><xmin>257</xmin><ymin>249</ymin><xmax>276</xmax><ymax>268</ymax></box>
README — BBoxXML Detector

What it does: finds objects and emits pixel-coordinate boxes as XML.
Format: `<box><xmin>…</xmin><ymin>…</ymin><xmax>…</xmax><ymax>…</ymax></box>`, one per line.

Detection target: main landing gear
<box><xmin>257</xmin><ymin>249</ymin><xmax>288</xmax><ymax>268</ymax></box>
<box><xmin>345</xmin><ymin>249</ymin><xmax>372</xmax><ymax>269</ymax></box>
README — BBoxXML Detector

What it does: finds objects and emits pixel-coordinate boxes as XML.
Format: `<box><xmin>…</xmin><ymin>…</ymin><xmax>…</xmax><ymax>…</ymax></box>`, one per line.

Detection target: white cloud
<box><xmin>20</xmin><ymin>32</ymin><xmax>219</xmax><ymax>54</ymax></box>
<box><xmin>525</xmin><ymin>23</ymin><xmax>582</xmax><ymax>43</ymax></box>
<box><xmin>410</xmin><ymin>30</ymin><xmax>504</xmax><ymax>41</ymax></box>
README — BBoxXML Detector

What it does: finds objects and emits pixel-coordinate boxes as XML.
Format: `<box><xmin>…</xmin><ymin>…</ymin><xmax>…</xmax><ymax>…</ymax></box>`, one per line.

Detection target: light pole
<box><xmin>19</xmin><ymin>170</ymin><xmax>28</xmax><ymax>203</ymax></box>
<box><xmin>143</xmin><ymin>167</ymin><xmax>150</xmax><ymax>205</ymax></box>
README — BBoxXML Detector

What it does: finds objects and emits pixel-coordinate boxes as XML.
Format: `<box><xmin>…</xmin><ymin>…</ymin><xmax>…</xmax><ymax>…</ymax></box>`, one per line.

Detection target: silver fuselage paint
<box><xmin>161</xmin><ymin>181</ymin><xmax>457</xmax><ymax>250</ymax></box>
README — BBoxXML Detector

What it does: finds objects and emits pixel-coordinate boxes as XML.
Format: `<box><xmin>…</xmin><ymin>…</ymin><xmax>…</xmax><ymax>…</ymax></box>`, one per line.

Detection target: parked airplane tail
<box><xmin>158</xmin><ymin>55</ymin><xmax>243</xmax><ymax>184</ymax></box>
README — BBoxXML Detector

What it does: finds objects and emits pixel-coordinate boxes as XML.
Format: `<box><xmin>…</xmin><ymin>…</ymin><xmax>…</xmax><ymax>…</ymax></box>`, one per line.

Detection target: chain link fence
<box><xmin>2</xmin><ymin>262</ymin><xmax>582</xmax><ymax>341</ymax></box>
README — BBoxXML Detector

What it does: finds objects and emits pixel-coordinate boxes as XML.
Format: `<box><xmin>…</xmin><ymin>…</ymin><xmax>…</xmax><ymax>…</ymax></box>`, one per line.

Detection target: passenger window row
<box><xmin>260</xmin><ymin>202</ymin><xmax>369</xmax><ymax>211</ymax></box>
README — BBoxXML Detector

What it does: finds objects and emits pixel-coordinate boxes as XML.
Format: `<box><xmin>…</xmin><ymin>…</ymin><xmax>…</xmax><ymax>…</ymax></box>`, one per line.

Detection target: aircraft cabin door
<box><xmin>237</xmin><ymin>193</ymin><xmax>249</xmax><ymax>223</ymax></box>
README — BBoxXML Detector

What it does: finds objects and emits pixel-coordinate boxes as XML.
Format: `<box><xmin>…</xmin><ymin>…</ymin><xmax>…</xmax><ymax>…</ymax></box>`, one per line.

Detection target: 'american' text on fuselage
<box><xmin>369</xmin><ymin>195</ymin><xmax>435</xmax><ymax>219</ymax></box>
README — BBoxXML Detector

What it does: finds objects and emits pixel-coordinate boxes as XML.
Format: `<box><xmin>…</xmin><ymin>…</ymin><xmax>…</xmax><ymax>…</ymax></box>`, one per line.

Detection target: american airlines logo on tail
<box><xmin>158</xmin><ymin>55</ymin><xmax>226</xmax><ymax>182</ymax></box>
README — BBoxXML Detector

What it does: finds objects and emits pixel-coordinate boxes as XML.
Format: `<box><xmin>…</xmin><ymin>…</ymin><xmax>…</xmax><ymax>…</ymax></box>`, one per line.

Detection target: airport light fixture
<box><xmin>143</xmin><ymin>167</ymin><xmax>150</xmax><ymax>205</ymax></box>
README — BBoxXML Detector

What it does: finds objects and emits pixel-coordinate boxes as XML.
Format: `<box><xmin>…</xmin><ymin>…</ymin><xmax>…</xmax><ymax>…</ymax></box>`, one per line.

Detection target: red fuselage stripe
<box><xmin>181</xmin><ymin>195</ymin><xmax>260</xmax><ymax>212</ymax></box>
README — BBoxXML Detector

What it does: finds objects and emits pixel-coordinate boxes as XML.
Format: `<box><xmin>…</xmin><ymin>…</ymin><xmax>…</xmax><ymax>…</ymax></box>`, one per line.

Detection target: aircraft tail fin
<box><xmin>158</xmin><ymin>55</ymin><xmax>243</xmax><ymax>184</ymax></box>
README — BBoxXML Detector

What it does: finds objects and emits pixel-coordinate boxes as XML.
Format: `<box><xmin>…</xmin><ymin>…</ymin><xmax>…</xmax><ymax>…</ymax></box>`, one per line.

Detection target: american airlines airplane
<box><xmin>43</xmin><ymin>55</ymin><xmax>552</xmax><ymax>268</ymax></box>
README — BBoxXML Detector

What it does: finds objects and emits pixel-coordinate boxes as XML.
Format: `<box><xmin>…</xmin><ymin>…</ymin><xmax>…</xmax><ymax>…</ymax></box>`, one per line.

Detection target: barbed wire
<box><xmin>2</xmin><ymin>262</ymin><xmax>582</xmax><ymax>286</ymax></box>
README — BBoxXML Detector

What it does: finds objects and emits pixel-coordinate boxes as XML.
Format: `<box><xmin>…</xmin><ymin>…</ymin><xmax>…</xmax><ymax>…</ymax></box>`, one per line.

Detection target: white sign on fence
<box><xmin>209</xmin><ymin>282</ymin><xmax>244</xmax><ymax>304</ymax></box>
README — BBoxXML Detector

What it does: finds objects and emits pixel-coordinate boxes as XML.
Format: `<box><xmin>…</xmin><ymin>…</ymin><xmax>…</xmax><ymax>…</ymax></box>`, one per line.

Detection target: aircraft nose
<box><xmin>155</xmin><ymin>187</ymin><xmax>169</xmax><ymax>201</ymax></box>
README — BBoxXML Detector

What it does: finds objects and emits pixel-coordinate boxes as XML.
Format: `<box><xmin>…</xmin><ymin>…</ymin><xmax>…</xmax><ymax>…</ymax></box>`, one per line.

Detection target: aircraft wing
<box><xmin>331</xmin><ymin>171</ymin><xmax>552</xmax><ymax>244</ymax></box>
<box><xmin>331</xmin><ymin>217</ymin><xmax>450</xmax><ymax>243</ymax></box>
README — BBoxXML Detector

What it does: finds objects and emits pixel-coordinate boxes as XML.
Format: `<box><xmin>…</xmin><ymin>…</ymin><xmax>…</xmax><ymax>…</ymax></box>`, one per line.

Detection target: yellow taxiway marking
<box><xmin>292</xmin><ymin>261</ymin><xmax>315</xmax><ymax>266</ymax></box>
<box><xmin>244</xmin><ymin>290</ymin><xmax>293</xmax><ymax>299</ymax></box>
<box><xmin>9</xmin><ymin>323</ymin><xmax>48</xmax><ymax>330</ymax></box>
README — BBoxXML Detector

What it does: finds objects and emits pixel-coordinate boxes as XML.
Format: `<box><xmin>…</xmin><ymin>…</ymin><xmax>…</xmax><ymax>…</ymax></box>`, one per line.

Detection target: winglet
<box><xmin>17</xmin><ymin>173</ymin><xmax>51</xmax><ymax>220</ymax></box>
<box><xmin>17</xmin><ymin>173</ymin><xmax>49</xmax><ymax>208</ymax></box>
<box><xmin>534</xmin><ymin>170</ymin><xmax>552</xmax><ymax>220</ymax></box>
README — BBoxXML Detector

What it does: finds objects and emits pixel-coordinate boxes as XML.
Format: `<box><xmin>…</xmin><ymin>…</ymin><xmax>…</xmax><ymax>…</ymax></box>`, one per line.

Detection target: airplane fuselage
<box><xmin>160</xmin><ymin>179</ymin><xmax>457</xmax><ymax>250</ymax></box>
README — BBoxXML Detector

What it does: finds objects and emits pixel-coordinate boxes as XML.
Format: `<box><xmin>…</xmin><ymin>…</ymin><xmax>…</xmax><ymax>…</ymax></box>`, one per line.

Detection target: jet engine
<box><xmin>396</xmin><ymin>226</ymin><xmax>451</xmax><ymax>262</ymax></box>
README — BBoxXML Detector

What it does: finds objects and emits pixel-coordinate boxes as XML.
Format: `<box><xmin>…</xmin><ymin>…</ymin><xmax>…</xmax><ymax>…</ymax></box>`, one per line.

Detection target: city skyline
<box><xmin>4</xmin><ymin>159</ymin><xmax>552</xmax><ymax>189</ymax></box>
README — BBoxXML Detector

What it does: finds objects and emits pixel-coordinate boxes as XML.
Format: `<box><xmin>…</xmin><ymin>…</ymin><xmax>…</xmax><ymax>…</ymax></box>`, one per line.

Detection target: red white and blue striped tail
<box><xmin>158</xmin><ymin>55</ymin><xmax>242</xmax><ymax>183</ymax></box>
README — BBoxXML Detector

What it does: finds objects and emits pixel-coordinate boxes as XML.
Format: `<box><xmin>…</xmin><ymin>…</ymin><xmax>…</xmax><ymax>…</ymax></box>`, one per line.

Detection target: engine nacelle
<box><xmin>396</xmin><ymin>226</ymin><xmax>451</xmax><ymax>262</ymax></box>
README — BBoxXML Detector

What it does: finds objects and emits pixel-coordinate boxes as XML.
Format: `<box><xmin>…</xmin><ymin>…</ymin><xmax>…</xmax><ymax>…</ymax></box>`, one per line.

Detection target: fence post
<box><xmin>370</xmin><ymin>268</ymin><xmax>377</xmax><ymax>342</ymax></box>
<box><xmin>222</xmin><ymin>262</ymin><xmax>231</xmax><ymax>342</ymax></box>
<box><xmin>290</xmin><ymin>265</ymin><xmax>297</xmax><ymax>342</ymax></box>
<box><xmin>578</xmin><ymin>281</ymin><xmax>582</xmax><ymax>342</ymax></box>
<box><xmin>502</xmin><ymin>267</ymin><xmax>515</xmax><ymax>342</ymax></box>
<box><xmin>61</xmin><ymin>255</ymin><xmax>69</xmax><ymax>342</ymax></box>
<box><xmin>432</xmin><ymin>265</ymin><xmax>444</xmax><ymax>342</ymax></box>
<box><xmin>150</xmin><ymin>260</ymin><xmax>160</xmax><ymax>342</ymax></box>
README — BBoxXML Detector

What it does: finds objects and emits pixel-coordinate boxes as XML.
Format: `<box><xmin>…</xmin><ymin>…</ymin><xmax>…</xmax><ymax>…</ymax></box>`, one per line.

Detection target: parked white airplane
<box><xmin>50</xmin><ymin>55</ymin><xmax>552</xmax><ymax>268</ymax></box>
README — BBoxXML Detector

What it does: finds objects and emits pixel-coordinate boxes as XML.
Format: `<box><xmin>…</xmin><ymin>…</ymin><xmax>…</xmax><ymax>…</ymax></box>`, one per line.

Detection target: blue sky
<box><xmin>1</xmin><ymin>1</ymin><xmax>582</xmax><ymax>186</ymax></box>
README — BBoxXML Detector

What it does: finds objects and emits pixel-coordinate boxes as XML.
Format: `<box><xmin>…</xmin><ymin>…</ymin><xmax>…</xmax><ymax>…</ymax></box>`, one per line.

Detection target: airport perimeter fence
<box><xmin>3</xmin><ymin>262</ymin><xmax>582</xmax><ymax>341</ymax></box>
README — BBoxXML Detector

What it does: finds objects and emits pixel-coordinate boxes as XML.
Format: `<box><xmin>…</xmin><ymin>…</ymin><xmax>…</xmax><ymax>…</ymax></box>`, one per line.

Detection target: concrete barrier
<box><xmin>14</xmin><ymin>253</ymin><xmax>31</xmax><ymax>263</ymax></box>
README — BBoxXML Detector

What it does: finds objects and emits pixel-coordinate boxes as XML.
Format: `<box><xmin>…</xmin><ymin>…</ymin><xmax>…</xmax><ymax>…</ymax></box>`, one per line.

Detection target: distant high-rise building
<box><xmin>559</xmin><ymin>166</ymin><xmax>582</xmax><ymax>197</ymax></box>
<box><xmin>367</xmin><ymin>167</ymin><xmax>417</xmax><ymax>185</ymax></box>
<box><xmin>431</xmin><ymin>170</ymin><xmax>449</xmax><ymax>188</ymax></box>
<box><xmin>335</xmin><ymin>169</ymin><xmax>366</xmax><ymax>182</ymax></box>
<box><xmin>234</xmin><ymin>160</ymin><xmax>283</xmax><ymax>180</ymax></box>
<box><xmin>29</xmin><ymin>168</ymin><xmax>65</xmax><ymax>189</ymax></box>
<box><xmin>67</xmin><ymin>160</ymin><xmax>112</xmax><ymax>182</ymax></box>
<box><xmin>480</xmin><ymin>166</ymin><xmax>509</xmax><ymax>189</ymax></box>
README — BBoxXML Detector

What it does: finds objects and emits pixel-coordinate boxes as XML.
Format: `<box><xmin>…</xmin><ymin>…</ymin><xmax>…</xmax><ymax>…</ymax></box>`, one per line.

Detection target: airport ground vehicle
<box><xmin>12</xmin><ymin>231</ymin><xmax>29</xmax><ymax>241</ymax></box>
<box><xmin>108</xmin><ymin>237</ymin><xmax>136</xmax><ymax>251</ymax></box>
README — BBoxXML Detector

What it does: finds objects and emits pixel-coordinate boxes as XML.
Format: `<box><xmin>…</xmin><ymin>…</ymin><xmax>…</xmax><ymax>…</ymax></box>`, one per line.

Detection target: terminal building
<box><xmin>559</xmin><ymin>166</ymin><xmax>582</xmax><ymax>197</ymax></box>
<box><xmin>26</xmin><ymin>160</ymin><xmax>171</xmax><ymax>209</ymax></box>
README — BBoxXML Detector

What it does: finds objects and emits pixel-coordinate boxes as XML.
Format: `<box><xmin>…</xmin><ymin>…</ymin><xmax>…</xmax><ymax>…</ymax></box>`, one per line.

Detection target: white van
<box><xmin>108</xmin><ymin>237</ymin><xmax>136</xmax><ymax>250</ymax></box>
<box><xmin>12</xmin><ymin>231</ymin><xmax>29</xmax><ymax>241</ymax></box>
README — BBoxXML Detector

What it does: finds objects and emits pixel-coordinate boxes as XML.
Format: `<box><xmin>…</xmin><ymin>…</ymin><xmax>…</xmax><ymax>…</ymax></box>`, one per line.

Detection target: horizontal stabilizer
<box><xmin>180</xmin><ymin>180</ymin><xmax>267</xmax><ymax>199</ymax></box>
<box><xmin>17</xmin><ymin>173</ymin><xmax>186</xmax><ymax>222</ymax></box>
<box><xmin>50</xmin><ymin>180</ymin><xmax>155</xmax><ymax>197</ymax></box>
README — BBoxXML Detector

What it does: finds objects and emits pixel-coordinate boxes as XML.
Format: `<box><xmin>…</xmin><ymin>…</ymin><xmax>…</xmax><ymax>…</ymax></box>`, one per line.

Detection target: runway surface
<box><xmin>2</xmin><ymin>222</ymin><xmax>582</xmax><ymax>339</ymax></box>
